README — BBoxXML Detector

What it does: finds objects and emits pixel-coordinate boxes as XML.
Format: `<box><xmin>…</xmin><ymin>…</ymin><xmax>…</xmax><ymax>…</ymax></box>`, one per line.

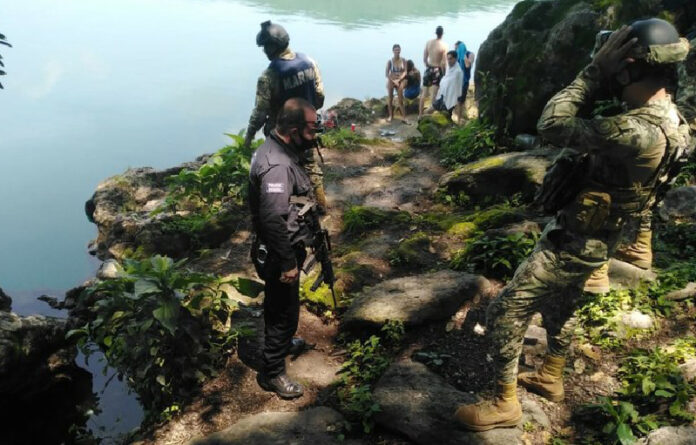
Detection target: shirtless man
<box><xmin>419</xmin><ymin>25</ymin><xmax>448</xmax><ymax>118</ymax></box>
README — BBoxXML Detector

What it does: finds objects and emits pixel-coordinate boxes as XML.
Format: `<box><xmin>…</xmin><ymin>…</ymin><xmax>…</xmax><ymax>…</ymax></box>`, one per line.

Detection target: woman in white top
<box><xmin>385</xmin><ymin>44</ymin><xmax>408</xmax><ymax>123</ymax></box>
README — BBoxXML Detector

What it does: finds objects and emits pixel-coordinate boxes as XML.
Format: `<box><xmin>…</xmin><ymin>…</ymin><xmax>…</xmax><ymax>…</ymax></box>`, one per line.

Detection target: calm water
<box><xmin>0</xmin><ymin>0</ymin><xmax>518</xmax><ymax>437</ymax></box>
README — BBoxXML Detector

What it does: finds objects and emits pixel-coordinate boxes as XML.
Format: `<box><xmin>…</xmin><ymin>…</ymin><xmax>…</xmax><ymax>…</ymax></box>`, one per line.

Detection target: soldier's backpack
<box><xmin>534</xmin><ymin>148</ymin><xmax>589</xmax><ymax>214</ymax></box>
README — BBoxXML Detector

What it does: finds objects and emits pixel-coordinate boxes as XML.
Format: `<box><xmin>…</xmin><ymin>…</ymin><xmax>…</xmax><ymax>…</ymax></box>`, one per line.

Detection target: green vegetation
<box><xmin>673</xmin><ymin>151</ymin><xmax>696</xmax><ymax>187</ymax></box>
<box><xmin>451</xmin><ymin>231</ymin><xmax>539</xmax><ymax>280</ymax></box>
<box><xmin>387</xmin><ymin>231</ymin><xmax>432</xmax><ymax>267</ymax></box>
<box><xmin>581</xmin><ymin>337</ymin><xmax>696</xmax><ymax>444</ymax></box>
<box><xmin>342</xmin><ymin>205</ymin><xmax>411</xmax><ymax>235</ymax></box>
<box><xmin>321</xmin><ymin>128</ymin><xmax>375</xmax><ymax>150</ymax></box>
<box><xmin>439</xmin><ymin>119</ymin><xmax>498</xmax><ymax>168</ymax></box>
<box><xmin>337</xmin><ymin>321</ymin><xmax>404</xmax><ymax>434</ymax></box>
<box><xmin>164</xmin><ymin>132</ymin><xmax>260</xmax><ymax>210</ymax></box>
<box><xmin>410</xmin><ymin>112</ymin><xmax>451</xmax><ymax>147</ymax></box>
<box><xmin>655</xmin><ymin>222</ymin><xmax>696</xmax><ymax>262</ymax></box>
<box><xmin>68</xmin><ymin>255</ymin><xmax>260</xmax><ymax>422</ymax></box>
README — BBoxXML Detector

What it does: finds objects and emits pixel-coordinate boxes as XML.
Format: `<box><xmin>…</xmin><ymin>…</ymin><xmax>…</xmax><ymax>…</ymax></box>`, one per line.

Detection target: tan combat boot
<box><xmin>583</xmin><ymin>263</ymin><xmax>610</xmax><ymax>294</ymax></box>
<box><xmin>454</xmin><ymin>381</ymin><xmax>522</xmax><ymax>431</ymax></box>
<box><xmin>614</xmin><ymin>230</ymin><xmax>653</xmax><ymax>270</ymax></box>
<box><xmin>518</xmin><ymin>354</ymin><xmax>565</xmax><ymax>402</ymax></box>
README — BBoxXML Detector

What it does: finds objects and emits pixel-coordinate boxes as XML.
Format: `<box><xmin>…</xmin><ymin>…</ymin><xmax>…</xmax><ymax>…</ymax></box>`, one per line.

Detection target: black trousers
<box><xmin>262</xmin><ymin>248</ymin><xmax>306</xmax><ymax>377</ymax></box>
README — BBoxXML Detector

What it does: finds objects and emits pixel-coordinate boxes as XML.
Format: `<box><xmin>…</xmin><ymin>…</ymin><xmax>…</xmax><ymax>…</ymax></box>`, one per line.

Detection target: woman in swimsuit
<box><xmin>385</xmin><ymin>44</ymin><xmax>407</xmax><ymax>123</ymax></box>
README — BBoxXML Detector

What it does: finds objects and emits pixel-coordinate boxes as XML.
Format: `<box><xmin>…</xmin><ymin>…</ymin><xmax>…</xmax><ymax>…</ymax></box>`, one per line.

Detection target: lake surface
<box><xmin>0</xmin><ymin>0</ymin><xmax>518</xmax><ymax>438</ymax></box>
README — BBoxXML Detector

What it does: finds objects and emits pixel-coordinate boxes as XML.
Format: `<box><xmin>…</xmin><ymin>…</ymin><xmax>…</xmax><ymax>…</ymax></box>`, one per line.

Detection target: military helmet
<box><xmin>256</xmin><ymin>20</ymin><xmax>290</xmax><ymax>49</ymax></box>
<box><xmin>592</xmin><ymin>18</ymin><xmax>689</xmax><ymax>64</ymax></box>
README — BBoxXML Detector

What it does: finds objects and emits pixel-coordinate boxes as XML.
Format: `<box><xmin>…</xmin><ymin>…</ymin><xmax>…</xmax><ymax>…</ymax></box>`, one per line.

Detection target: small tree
<box><xmin>1</xmin><ymin>33</ymin><xmax>12</xmax><ymax>89</ymax></box>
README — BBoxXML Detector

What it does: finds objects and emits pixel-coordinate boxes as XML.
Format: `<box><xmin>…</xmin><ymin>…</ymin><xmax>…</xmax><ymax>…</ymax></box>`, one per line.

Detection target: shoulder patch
<box><xmin>266</xmin><ymin>182</ymin><xmax>285</xmax><ymax>194</ymax></box>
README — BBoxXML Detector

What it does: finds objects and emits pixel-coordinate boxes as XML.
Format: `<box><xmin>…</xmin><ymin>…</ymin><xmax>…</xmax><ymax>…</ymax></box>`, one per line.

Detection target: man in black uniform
<box><xmin>249</xmin><ymin>97</ymin><xmax>318</xmax><ymax>399</ymax></box>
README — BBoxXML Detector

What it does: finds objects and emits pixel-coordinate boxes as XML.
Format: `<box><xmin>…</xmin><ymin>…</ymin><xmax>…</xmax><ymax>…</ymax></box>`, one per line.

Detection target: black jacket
<box><xmin>249</xmin><ymin>132</ymin><xmax>313</xmax><ymax>271</ymax></box>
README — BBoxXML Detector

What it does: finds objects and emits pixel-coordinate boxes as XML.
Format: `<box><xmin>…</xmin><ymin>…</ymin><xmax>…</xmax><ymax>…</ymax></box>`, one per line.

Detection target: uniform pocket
<box><xmin>561</xmin><ymin>190</ymin><xmax>612</xmax><ymax>235</ymax></box>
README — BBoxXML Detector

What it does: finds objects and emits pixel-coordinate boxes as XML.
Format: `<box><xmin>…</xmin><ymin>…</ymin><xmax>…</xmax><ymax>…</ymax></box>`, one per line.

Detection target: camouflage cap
<box><xmin>630</xmin><ymin>37</ymin><xmax>691</xmax><ymax>64</ymax></box>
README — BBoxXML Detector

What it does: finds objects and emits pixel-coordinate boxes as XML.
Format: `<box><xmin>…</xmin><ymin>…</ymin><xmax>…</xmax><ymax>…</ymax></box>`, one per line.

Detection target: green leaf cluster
<box><xmin>164</xmin><ymin>131</ymin><xmax>261</xmax><ymax>210</ymax></box>
<box><xmin>450</xmin><ymin>231</ymin><xmax>539</xmax><ymax>280</ymax></box>
<box><xmin>337</xmin><ymin>321</ymin><xmax>404</xmax><ymax>434</ymax></box>
<box><xmin>439</xmin><ymin>119</ymin><xmax>498</xmax><ymax>168</ymax></box>
<box><xmin>583</xmin><ymin>338</ymin><xmax>696</xmax><ymax>444</ymax></box>
<box><xmin>67</xmin><ymin>255</ymin><xmax>260</xmax><ymax>422</ymax></box>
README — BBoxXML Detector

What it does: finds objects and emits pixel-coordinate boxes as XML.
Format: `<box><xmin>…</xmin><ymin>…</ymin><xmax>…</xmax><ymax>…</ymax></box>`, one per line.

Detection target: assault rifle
<box><xmin>290</xmin><ymin>196</ymin><xmax>338</xmax><ymax>307</ymax></box>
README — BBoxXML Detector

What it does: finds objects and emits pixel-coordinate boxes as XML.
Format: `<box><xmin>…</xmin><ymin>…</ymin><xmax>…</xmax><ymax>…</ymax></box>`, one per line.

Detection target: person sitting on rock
<box><xmin>386</xmin><ymin>44</ymin><xmax>408</xmax><ymax>123</ymax></box>
<box><xmin>455</xmin><ymin>40</ymin><xmax>475</xmax><ymax>123</ymax></box>
<box><xmin>404</xmin><ymin>59</ymin><xmax>422</xmax><ymax>102</ymax></box>
<box><xmin>432</xmin><ymin>50</ymin><xmax>463</xmax><ymax>119</ymax></box>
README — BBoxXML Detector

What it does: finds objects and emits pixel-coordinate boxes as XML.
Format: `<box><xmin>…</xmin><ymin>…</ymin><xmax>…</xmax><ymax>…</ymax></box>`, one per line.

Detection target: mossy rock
<box><xmin>437</xmin><ymin>149</ymin><xmax>555</xmax><ymax>206</ymax></box>
<box><xmin>342</xmin><ymin>205</ymin><xmax>412</xmax><ymax>235</ymax></box>
<box><xmin>416</xmin><ymin>112</ymin><xmax>451</xmax><ymax>145</ymax></box>
<box><xmin>328</xmin><ymin>97</ymin><xmax>377</xmax><ymax>126</ymax></box>
<box><xmin>388</xmin><ymin>232</ymin><xmax>437</xmax><ymax>268</ymax></box>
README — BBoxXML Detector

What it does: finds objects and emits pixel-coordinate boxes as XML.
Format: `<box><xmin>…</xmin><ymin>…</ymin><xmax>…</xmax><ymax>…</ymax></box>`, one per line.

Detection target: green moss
<box><xmin>343</xmin><ymin>205</ymin><xmax>411</xmax><ymax>235</ymax></box>
<box><xmin>300</xmin><ymin>270</ymin><xmax>342</xmax><ymax>308</ymax></box>
<box><xmin>414</xmin><ymin>112</ymin><xmax>452</xmax><ymax>146</ymax></box>
<box><xmin>447</xmin><ymin>222</ymin><xmax>477</xmax><ymax>238</ymax></box>
<box><xmin>388</xmin><ymin>232</ymin><xmax>432</xmax><ymax>267</ymax></box>
<box><xmin>464</xmin><ymin>205</ymin><xmax>526</xmax><ymax>230</ymax></box>
<box><xmin>390</xmin><ymin>158</ymin><xmax>412</xmax><ymax>178</ymax></box>
<box><xmin>458</xmin><ymin>156</ymin><xmax>506</xmax><ymax>173</ymax></box>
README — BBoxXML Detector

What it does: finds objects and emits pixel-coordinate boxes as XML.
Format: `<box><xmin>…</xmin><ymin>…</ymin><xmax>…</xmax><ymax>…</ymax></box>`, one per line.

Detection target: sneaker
<box><xmin>257</xmin><ymin>372</ymin><xmax>304</xmax><ymax>399</ymax></box>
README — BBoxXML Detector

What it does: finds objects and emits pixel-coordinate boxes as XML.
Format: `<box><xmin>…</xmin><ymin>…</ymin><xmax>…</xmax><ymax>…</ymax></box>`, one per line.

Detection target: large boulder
<box><xmin>342</xmin><ymin>270</ymin><xmax>490</xmax><ymax>331</ymax></box>
<box><xmin>659</xmin><ymin>186</ymin><xmax>696</xmax><ymax>223</ymax></box>
<box><xmin>0</xmin><ymin>311</ymin><xmax>93</xmax><ymax>444</ymax></box>
<box><xmin>188</xmin><ymin>407</ymin><xmax>362</xmax><ymax>445</ymax></box>
<box><xmin>373</xmin><ymin>360</ymin><xmax>548</xmax><ymax>445</ymax></box>
<box><xmin>638</xmin><ymin>426</ymin><xmax>696</xmax><ymax>445</ymax></box>
<box><xmin>328</xmin><ymin>98</ymin><xmax>378</xmax><ymax>126</ymax></box>
<box><xmin>476</xmin><ymin>0</ymin><xmax>696</xmax><ymax>140</ymax></box>
<box><xmin>85</xmin><ymin>162</ymin><xmax>246</xmax><ymax>260</ymax></box>
<box><xmin>437</xmin><ymin>149</ymin><xmax>556</xmax><ymax>204</ymax></box>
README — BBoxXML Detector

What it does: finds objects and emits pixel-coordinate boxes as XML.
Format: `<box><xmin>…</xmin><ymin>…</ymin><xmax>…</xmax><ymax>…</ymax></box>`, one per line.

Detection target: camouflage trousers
<box><xmin>302</xmin><ymin>147</ymin><xmax>324</xmax><ymax>193</ymax></box>
<box><xmin>486</xmin><ymin>218</ymin><xmax>623</xmax><ymax>384</ymax></box>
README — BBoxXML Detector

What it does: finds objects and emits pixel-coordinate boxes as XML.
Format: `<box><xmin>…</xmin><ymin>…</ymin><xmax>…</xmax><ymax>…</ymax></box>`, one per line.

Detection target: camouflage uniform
<box><xmin>246</xmin><ymin>48</ymin><xmax>325</xmax><ymax>194</ymax></box>
<box><xmin>488</xmin><ymin>64</ymin><xmax>692</xmax><ymax>384</ymax></box>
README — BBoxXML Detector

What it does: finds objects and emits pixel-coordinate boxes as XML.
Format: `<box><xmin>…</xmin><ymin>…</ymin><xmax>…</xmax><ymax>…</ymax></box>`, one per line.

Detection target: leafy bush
<box><xmin>582</xmin><ymin>338</ymin><xmax>696</xmax><ymax>444</ymax></box>
<box><xmin>673</xmin><ymin>150</ymin><xmax>696</xmax><ymax>186</ymax></box>
<box><xmin>439</xmin><ymin>119</ymin><xmax>497</xmax><ymax>168</ymax></box>
<box><xmin>164</xmin><ymin>131</ymin><xmax>261</xmax><ymax>210</ymax></box>
<box><xmin>655</xmin><ymin>223</ymin><xmax>696</xmax><ymax>261</ymax></box>
<box><xmin>337</xmin><ymin>321</ymin><xmax>404</xmax><ymax>433</ymax></box>
<box><xmin>68</xmin><ymin>256</ymin><xmax>260</xmax><ymax>421</ymax></box>
<box><xmin>451</xmin><ymin>231</ymin><xmax>538</xmax><ymax>280</ymax></box>
<box><xmin>619</xmin><ymin>338</ymin><xmax>696</xmax><ymax>423</ymax></box>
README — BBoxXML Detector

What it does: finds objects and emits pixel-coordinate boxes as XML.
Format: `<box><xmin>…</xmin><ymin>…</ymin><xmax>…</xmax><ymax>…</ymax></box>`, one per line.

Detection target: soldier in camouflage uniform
<box><xmin>455</xmin><ymin>19</ymin><xmax>691</xmax><ymax>432</ymax></box>
<box><xmin>584</xmin><ymin>33</ymin><xmax>696</xmax><ymax>293</ymax></box>
<box><xmin>244</xmin><ymin>21</ymin><xmax>328</xmax><ymax>208</ymax></box>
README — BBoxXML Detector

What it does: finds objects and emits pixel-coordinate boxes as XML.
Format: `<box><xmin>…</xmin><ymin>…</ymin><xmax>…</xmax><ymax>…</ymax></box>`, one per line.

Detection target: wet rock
<box><xmin>373</xmin><ymin>359</ymin><xmax>548</xmax><ymax>445</ymax></box>
<box><xmin>343</xmin><ymin>270</ymin><xmax>490</xmax><ymax>331</ymax></box>
<box><xmin>188</xmin><ymin>407</ymin><xmax>359</xmax><ymax>445</ymax></box>
<box><xmin>0</xmin><ymin>287</ymin><xmax>11</xmax><ymax>311</ymax></box>
<box><xmin>0</xmin><ymin>311</ymin><xmax>93</xmax><ymax>444</ymax></box>
<box><xmin>659</xmin><ymin>186</ymin><xmax>696</xmax><ymax>223</ymax></box>
<box><xmin>437</xmin><ymin>149</ymin><xmax>555</xmax><ymax>204</ymax></box>
<box><xmin>513</xmin><ymin>134</ymin><xmax>539</xmax><ymax>150</ymax></box>
<box><xmin>607</xmin><ymin>258</ymin><xmax>657</xmax><ymax>290</ymax></box>
<box><xmin>638</xmin><ymin>426</ymin><xmax>696</xmax><ymax>445</ymax></box>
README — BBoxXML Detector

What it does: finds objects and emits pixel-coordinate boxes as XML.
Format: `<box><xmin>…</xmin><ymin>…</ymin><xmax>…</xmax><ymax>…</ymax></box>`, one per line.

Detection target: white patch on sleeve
<box><xmin>266</xmin><ymin>182</ymin><xmax>285</xmax><ymax>194</ymax></box>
